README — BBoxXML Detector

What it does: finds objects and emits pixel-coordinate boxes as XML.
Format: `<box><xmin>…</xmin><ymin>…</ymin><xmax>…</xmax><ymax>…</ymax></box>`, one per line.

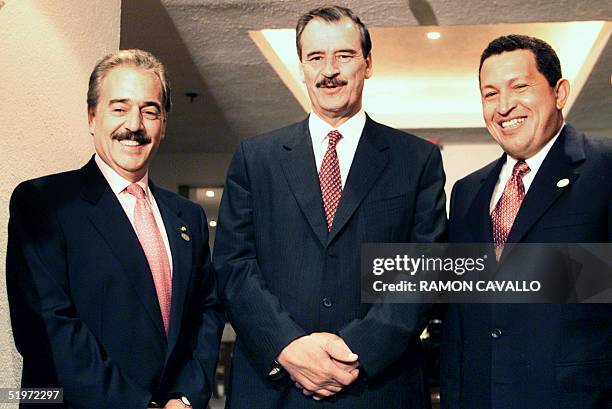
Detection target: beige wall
<box><xmin>0</xmin><ymin>0</ymin><xmax>121</xmax><ymax>396</ymax></box>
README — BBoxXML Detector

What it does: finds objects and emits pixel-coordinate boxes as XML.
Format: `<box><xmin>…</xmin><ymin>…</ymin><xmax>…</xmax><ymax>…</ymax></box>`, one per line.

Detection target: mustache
<box><xmin>111</xmin><ymin>131</ymin><xmax>151</xmax><ymax>145</ymax></box>
<box><xmin>316</xmin><ymin>78</ymin><xmax>348</xmax><ymax>88</ymax></box>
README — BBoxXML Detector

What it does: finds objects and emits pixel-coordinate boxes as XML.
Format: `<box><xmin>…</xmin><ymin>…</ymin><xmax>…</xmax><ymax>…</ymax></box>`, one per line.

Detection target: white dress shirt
<box><xmin>489</xmin><ymin>123</ymin><xmax>565</xmax><ymax>213</ymax></box>
<box><xmin>309</xmin><ymin>109</ymin><xmax>366</xmax><ymax>188</ymax></box>
<box><xmin>95</xmin><ymin>154</ymin><xmax>173</xmax><ymax>275</ymax></box>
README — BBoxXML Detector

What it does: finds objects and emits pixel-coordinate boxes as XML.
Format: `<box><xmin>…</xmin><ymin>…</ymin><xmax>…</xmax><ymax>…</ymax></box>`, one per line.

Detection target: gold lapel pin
<box><xmin>556</xmin><ymin>178</ymin><xmax>570</xmax><ymax>188</ymax></box>
<box><xmin>181</xmin><ymin>232</ymin><xmax>191</xmax><ymax>242</ymax></box>
<box><xmin>180</xmin><ymin>225</ymin><xmax>187</xmax><ymax>232</ymax></box>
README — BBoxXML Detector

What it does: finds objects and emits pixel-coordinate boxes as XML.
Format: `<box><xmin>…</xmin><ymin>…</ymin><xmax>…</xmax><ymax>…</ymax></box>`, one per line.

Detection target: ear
<box><xmin>364</xmin><ymin>53</ymin><xmax>373</xmax><ymax>79</ymax></box>
<box><xmin>299</xmin><ymin>60</ymin><xmax>306</xmax><ymax>84</ymax></box>
<box><xmin>87</xmin><ymin>107</ymin><xmax>96</xmax><ymax>135</ymax></box>
<box><xmin>160</xmin><ymin>114</ymin><xmax>167</xmax><ymax>140</ymax></box>
<box><xmin>554</xmin><ymin>78</ymin><xmax>570</xmax><ymax>110</ymax></box>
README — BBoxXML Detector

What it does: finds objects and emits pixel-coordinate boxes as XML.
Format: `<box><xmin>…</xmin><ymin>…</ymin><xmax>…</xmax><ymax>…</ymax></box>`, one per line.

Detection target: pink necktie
<box><xmin>126</xmin><ymin>183</ymin><xmax>172</xmax><ymax>335</ymax></box>
<box><xmin>319</xmin><ymin>130</ymin><xmax>343</xmax><ymax>231</ymax></box>
<box><xmin>491</xmin><ymin>160</ymin><xmax>531</xmax><ymax>260</ymax></box>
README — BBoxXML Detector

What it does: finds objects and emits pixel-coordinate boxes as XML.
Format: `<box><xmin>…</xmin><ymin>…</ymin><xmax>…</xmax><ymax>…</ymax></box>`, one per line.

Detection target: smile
<box><xmin>500</xmin><ymin>117</ymin><xmax>526</xmax><ymax>129</ymax></box>
<box><xmin>119</xmin><ymin>139</ymin><xmax>141</xmax><ymax>146</ymax></box>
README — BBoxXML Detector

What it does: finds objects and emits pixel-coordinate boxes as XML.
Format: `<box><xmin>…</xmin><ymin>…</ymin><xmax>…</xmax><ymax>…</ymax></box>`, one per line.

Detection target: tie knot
<box><xmin>126</xmin><ymin>183</ymin><xmax>146</xmax><ymax>200</ymax></box>
<box><xmin>327</xmin><ymin>130</ymin><xmax>342</xmax><ymax>148</ymax></box>
<box><xmin>512</xmin><ymin>160</ymin><xmax>530</xmax><ymax>178</ymax></box>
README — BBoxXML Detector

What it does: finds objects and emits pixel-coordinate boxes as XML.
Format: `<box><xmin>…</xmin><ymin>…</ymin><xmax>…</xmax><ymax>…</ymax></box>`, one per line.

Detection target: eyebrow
<box><xmin>109</xmin><ymin>99</ymin><xmax>161</xmax><ymax>110</ymax></box>
<box><xmin>305</xmin><ymin>48</ymin><xmax>359</xmax><ymax>58</ymax></box>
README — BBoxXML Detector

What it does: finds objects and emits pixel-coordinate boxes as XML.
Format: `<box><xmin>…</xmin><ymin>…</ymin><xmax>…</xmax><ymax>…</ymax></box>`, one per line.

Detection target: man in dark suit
<box><xmin>213</xmin><ymin>6</ymin><xmax>446</xmax><ymax>408</ymax></box>
<box><xmin>441</xmin><ymin>35</ymin><xmax>612</xmax><ymax>408</ymax></box>
<box><xmin>6</xmin><ymin>49</ymin><xmax>223</xmax><ymax>409</ymax></box>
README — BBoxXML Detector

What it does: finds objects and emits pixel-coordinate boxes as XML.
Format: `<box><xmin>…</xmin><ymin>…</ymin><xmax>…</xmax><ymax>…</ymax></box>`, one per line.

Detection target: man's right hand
<box><xmin>277</xmin><ymin>332</ymin><xmax>359</xmax><ymax>398</ymax></box>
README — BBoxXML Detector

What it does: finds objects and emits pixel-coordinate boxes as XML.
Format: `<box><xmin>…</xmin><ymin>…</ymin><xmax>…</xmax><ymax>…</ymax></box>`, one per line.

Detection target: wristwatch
<box><xmin>268</xmin><ymin>359</ymin><xmax>286</xmax><ymax>380</ymax></box>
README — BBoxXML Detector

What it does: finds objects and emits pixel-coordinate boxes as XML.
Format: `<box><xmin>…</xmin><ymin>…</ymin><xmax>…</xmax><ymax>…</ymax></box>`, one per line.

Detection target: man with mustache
<box><xmin>213</xmin><ymin>6</ymin><xmax>446</xmax><ymax>408</ymax></box>
<box><xmin>441</xmin><ymin>35</ymin><xmax>612</xmax><ymax>408</ymax></box>
<box><xmin>6</xmin><ymin>49</ymin><xmax>223</xmax><ymax>409</ymax></box>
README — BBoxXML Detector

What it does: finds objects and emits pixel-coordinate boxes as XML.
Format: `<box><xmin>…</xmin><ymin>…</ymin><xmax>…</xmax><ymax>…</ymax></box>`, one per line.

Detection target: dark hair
<box><xmin>87</xmin><ymin>49</ymin><xmax>172</xmax><ymax>114</ymax></box>
<box><xmin>296</xmin><ymin>5</ymin><xmax>372</xmax><ymax>60</ymax></box>
<box><xmin>479</xmin><ymin>34</ymin><xmax>562</xmax><ymax>87</ymax></box>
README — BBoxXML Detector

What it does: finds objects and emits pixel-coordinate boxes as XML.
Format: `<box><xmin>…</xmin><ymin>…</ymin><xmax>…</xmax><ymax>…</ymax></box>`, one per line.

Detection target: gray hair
<box><xmin>87</xmin><ymin>49</ymin><xmax>172</xmax><ymax>113</ymax></box>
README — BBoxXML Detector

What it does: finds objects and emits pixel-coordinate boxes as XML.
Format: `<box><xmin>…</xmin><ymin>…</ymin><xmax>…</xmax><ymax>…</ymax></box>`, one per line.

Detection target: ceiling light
<box><xmin>426</xmin><ymin>31</ymin><xmax>441</xmax><ymax>40</ymax></box>
<box><xmin>205</xmin><ymin>190</ymin><xmax>215</xmax><ymax>198</ymax></box>
<box><xmin>209</xmin><ymin>220</ymin><xmax>217</xmax><ymax>227</ymax></box>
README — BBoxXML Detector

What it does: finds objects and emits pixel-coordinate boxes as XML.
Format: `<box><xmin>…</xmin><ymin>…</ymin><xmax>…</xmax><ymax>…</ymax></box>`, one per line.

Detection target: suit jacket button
<box><xmin>322</xmin><ymin>297</ymin><xmax>332</xmax><ymax>308</ymax></box>
<box><xmin>491</xmin><ymin>328</ymin><xmax>502</xmax><ymax>339</ymax></box>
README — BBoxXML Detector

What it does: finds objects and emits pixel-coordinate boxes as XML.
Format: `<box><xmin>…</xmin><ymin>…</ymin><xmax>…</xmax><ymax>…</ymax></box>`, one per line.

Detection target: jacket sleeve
<box><xmin>213</xmin><ymin>141</ymin><xmax>306</xmax><ymax>377</ymax></box>
<box><xmin>6</xmin><ymin>181</ymin><xmax>152</xmax><ymax>409</ymax></box>
<box><xmin>339</xmin><ymin>144</ymin><xmax>447</xmax><ymax>379</ymax></box>
<box><xmin>168</xmin><ymin>207</ymin><xmax>225</xmax><ymax>409</ymax></box>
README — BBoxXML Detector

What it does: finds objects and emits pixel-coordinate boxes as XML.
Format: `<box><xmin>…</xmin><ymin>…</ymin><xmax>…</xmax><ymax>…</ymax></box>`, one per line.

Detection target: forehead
<box><xmin>99</xmin><ymin>65</ymin><xmax>162</xmax><ymax>102</ymax></box>
<box><xmin>480</xmin><ymin>49</ymin><xmax>542</xmax><ymax>85</ymax></box>
<box><xmin>301</xmin><ymin>17</ymin><xmax>361</xmax><ymax>52</ymax></box>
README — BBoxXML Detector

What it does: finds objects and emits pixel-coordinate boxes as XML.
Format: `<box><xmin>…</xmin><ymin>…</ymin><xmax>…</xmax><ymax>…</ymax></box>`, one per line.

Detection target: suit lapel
<box><xmin>279</xmin><ymin>118</ymin><xmax>329</xmax><ymax>247</ymax></box>
<box><xmin>327</xmin><ymin>117</ymin><xmax>389</xmax><ymax>244</ymax></box>
<box><xmin>504</xmin><ymin>125</ymin><xmax>585</xmax><ymax>247</ymax></box>
<box><xmin>80</xmin><ymin>159</ymin><xmax>166</xmax><ymax>339</ymax></box>
<box><xmin>152</xmin><ymin>184</ymin><xmax>193</xmax><ymax>355</ymax></box>
<box><xmin>464</xmin><ymin>156</ymin><xmax>505</xmax><ymax>243</ymax></box>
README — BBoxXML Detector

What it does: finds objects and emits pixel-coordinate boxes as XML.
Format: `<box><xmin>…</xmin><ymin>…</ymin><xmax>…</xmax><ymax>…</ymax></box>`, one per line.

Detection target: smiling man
<box><xmin>213</xmin><ymin>5</ymin><xmax>446</xmax><ymax>409</ymax></box>
<box><xmin>6</xmin><ymin>49</ymin><xmax>223</xmax><ymax>409</ymax></box>
<box><xmin>441</xmin><ymin>35</ymin><xmax>612</xmax><ymax>408</ymax></box>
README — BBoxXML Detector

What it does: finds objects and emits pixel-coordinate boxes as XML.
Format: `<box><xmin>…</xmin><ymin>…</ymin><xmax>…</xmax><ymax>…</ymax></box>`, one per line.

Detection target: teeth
<box><xmin>119</xmin><ymin>139</ymin><xmax>140</xmax><ymax>146</ymax></box>
<box><xmin>501</xmin><ymin>118</ymin><xmax>525</xmax><ymax>129</ymax></box>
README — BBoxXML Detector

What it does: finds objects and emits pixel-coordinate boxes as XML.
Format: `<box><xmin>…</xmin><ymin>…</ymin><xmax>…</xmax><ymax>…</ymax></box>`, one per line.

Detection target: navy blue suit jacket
<box><xmin>6</xmin><ymin>158</ymin><xmax>223</xmax><ymax>409</ymax></box>
<box><xmin>213</xmin><ymin>116</ymin><xmax>447</xmax><ymax>408</ymax></box>
<box><xmin>441</xmin><ymin>124</ymin><xmax>612</xmax><ymax>408</ymax></box>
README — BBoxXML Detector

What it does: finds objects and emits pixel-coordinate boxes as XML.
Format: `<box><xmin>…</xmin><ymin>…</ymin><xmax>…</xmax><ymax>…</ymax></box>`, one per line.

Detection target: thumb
<box><xmin>327</xmin><ymin>339</ymin><xmax>358</xmax><ymax>363</ymax></box>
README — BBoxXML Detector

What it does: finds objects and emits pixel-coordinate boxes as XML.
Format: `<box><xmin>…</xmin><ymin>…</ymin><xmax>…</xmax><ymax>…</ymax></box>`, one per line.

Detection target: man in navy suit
<box><xmin>441</xmin><ymin>35</ymin><xmax>612</xmax><ymax>408</ymax></box>
<box><xmin>213</xmin><ymin>6</ymin><xmax>446</xmax><ymax>408</ymax></box>
<box><xmin>6</xmin><ymin>49</ymin><xmax>223</xmax><ymax>409</ymax></box>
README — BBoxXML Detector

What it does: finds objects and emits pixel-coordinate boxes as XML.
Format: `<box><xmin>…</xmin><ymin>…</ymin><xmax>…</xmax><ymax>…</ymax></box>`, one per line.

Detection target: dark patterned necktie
<box><xmin>491</xmin><ymin>160</ymin><xmax>531</xmax><ymax>260</ymax></box>
<box><xmin>319</xmin><ymin>130</ymin><xmax>343</xmax><ymax>231</ymax></box>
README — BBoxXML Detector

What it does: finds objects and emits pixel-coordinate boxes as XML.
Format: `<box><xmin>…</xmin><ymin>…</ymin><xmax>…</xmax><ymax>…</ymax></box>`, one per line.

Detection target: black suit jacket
<box><xmin>213</xmin><ymin>116</ymin><xmax>447</xmax><ymax>408</ymax></box>
<box><xmin>441</xmin><ymin>124</ymin><xmax>612</xmax><ymax>408</ymax></box>
<box><xmin>6</xmin><ymin>158</ymin><xmax>223</xmax><ymax>409</ymax></box>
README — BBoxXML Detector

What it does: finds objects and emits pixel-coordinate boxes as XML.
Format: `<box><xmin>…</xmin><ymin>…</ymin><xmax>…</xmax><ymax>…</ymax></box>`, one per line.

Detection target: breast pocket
<box><xmin>541</xmin><ymin>212</ymin><xmax>594</xmax><ymax>229</ymax></box>
<box><xmin>359</xmin><ymin>192</ymin><xmax>414</xmax><ymax>241</ymax></box>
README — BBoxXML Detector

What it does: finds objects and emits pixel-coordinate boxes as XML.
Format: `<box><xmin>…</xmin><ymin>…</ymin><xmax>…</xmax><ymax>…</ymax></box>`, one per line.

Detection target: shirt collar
<box><xmin>94</xmin><ymin>154</ymin><xmax>149</xmax><ymax>196</ymax></box>
<box><xmin>309</xmin><ymin>109</ymin><xmax>366</xmax><ymax>146</ymax></box>
<box><xmin>505</xmin><ymin>122</ymin><xmax>565</xmax><ymax>172</ymax></box>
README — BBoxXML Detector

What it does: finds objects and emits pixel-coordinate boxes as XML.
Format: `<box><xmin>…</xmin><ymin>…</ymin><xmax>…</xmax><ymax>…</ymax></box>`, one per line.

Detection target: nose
<box><xmin>125</xmin><ymin>108</ymin><xmax>144</xmax><ymax>132</ymax></box>
<box><xmin>321</xmin><ymin>55</ymin><xmax>340</xmax><ymax>77</ymax></box>
<box><xmin>497</xmin><ymin>91</ymin><xmax>516</xmax><ymax>116</ymax></box>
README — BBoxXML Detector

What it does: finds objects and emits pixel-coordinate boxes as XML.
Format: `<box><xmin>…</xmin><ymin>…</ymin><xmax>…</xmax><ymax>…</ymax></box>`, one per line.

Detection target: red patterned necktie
<box><xmin>491</xmin><ymin>160</ymin><xmax>531</xmax><ymax>260</ymax></box>
<box><xmin>126</xmin><ymin>183</ymin><xmax>172</xmax><ymax>335</ymax></box>
<box><xmin>319</xmin><ymin>130</ymin><xmax>343</xmax><ymax>231</ymax></box>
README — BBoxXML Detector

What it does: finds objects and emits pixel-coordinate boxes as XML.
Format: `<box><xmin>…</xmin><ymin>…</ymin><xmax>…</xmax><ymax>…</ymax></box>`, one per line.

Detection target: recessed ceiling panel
<box><xmin>252</xmin><ymin>21</ymin><xmax>610</xmax><ymax>129</ymax></box>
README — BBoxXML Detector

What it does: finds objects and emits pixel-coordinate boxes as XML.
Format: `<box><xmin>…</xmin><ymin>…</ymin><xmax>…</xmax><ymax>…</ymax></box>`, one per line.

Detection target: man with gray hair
<box><xmin>7</xmin><ymin>49</ymin><xmax>223</xmax><ymax>409</ymax></box>
<box><xmin>214</xmin><ymin>5</ymin><xmax>446</xmax><ymax>408</ymax></box>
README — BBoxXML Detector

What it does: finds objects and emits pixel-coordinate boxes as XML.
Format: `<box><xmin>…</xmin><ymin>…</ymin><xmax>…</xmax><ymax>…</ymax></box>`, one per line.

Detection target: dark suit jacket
<box><xmin>441</xmin><ymin>124</ymin><xmax>612</xmax><ymax>408</ymax></box>
<box><xmin>6</xmin><ymin>158</ymin><xmax>223</xmax><ymax>409</ymax></box>
<box><xmin>213</xmin><ymin>116</ymin><xmax>447</xmax><ymax>408</ymax></box>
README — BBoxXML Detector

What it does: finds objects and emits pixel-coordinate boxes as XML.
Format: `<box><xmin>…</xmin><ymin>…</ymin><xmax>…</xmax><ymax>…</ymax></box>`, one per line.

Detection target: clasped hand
<box><xmin>277</xmin><ymin>332</ymin><xmax>359</xmax><ymax>400</ymax></box>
